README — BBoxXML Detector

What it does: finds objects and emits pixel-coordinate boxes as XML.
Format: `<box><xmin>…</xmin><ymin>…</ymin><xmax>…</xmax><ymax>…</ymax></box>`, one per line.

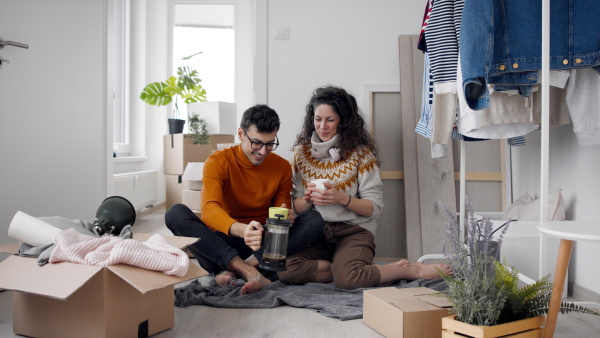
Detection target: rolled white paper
<box><xmin>8</xmin><ymin>211</ymin><xmax>62</xmax><ymax>246</ymax></box>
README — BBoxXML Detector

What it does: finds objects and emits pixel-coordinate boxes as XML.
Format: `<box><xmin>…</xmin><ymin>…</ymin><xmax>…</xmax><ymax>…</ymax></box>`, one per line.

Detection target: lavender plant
<box><xmin>437</xmin><ymin>199</ymin><xmax>600</xmax><ymax>326</ymax></box>
<box><xmin>438</xmin><ymin>200</ymin><xmax>509</xmax><ymax>326</ymax></box>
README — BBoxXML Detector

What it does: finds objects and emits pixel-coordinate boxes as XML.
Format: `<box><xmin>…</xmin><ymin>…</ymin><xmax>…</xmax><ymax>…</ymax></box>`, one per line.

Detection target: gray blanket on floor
<box><xmin>174</xmin><ymin>278</ymin><xmax>447</xmax><ymax>321</ymax></box>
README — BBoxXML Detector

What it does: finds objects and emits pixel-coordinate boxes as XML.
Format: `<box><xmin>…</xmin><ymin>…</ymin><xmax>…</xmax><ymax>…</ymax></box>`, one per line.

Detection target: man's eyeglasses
<box><xmin>243</xmin><ymin>129</ymin><xmax>279</xmax><ymax>151</ymax></box>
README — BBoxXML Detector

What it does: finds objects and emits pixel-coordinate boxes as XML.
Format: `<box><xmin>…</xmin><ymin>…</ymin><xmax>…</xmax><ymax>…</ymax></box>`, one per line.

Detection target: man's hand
<box><xmin>244</xmin><ymin>221</ymin><xmax>264</xmax><ymax>251</ymax></box>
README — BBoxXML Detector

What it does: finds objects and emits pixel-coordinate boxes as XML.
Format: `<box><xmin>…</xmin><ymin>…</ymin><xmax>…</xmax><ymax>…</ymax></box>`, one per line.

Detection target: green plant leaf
<box><xmin>178</xmin><ymin>66</ymin><xmax>201</xmax><ymax>90</ymax></box>
<box><xmin>180</xmin><ymin>85</ymin><xmax>207</xmax><ymax>104</ymax></box>
<box><xmin>139</xmin><ymin>81</ymin><xmax>172</xmax><ymax>106</ymax></box>
<box><xmin>164</xmin><ymin>76</ymin><xmax>182</xmax><ymax>94</ymax></box>
<box><xmin>140</xmin><ymin>59</ymin><xmax>207</xmax><ymax>110</ymax></box>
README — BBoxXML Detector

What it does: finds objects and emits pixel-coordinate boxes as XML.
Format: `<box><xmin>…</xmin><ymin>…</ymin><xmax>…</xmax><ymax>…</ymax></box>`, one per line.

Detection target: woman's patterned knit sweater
<box><xmin>291</xmin><ymin>133</ymin><xmax>384</xmax><ymax>234</ymax></box>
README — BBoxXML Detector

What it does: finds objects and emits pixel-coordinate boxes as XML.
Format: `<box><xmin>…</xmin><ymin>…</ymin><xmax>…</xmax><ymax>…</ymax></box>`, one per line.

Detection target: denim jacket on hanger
<box><xmin>460</xmin><ymin>0</ymin><xmax>600</xmax><ymax>110</ymax></box>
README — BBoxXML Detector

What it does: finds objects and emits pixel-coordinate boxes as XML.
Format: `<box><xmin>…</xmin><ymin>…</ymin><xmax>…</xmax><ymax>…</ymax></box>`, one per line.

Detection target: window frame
<box><xmin>112</xmin><ymin>0</ymin><xmax>131</xmax><ymax>156</ymax></box>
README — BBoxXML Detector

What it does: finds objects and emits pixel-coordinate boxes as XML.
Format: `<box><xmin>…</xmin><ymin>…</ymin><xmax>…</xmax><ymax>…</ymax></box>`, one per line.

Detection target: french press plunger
<box><xmin>259</xmin><ymin>214</ymin><xmax>292</xmax><ymax>271</ymax></box>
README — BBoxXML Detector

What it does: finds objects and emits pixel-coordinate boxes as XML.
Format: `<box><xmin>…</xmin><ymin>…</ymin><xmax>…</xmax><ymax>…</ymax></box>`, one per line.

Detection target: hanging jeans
<box><xmin>460</xmin><ymin>0</ymin><xmax>600</xmax><ymax>110</ymax></box>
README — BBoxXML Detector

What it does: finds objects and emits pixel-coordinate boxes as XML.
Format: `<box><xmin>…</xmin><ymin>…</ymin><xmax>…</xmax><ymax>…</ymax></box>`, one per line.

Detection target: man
<box><xmin>166</xmin><ymin>104</ymin><xmax>324</xmax><ymax>294</ymax></box>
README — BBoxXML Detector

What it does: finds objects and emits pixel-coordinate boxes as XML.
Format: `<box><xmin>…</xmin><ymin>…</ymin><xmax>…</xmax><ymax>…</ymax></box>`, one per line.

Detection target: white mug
<box><xmin>311</xmin><ymin>179</ymin><xmax>330</xmax><ymax>191</ymax></box>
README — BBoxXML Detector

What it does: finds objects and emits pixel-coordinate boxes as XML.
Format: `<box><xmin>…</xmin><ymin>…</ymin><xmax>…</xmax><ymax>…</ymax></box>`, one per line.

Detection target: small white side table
<box><xmin>538</xmin><ymin>221</ymin><xmax>600</xmax><ymax>338</ymax></box>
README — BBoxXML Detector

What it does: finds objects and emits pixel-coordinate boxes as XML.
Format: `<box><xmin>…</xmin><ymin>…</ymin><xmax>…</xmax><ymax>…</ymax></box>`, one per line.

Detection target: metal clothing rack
<box><xmin>421</xmin><ymin>0</ymin><xmax>556</xmax><ymax>289</ymax></box>
<box><xmin>0</xmin><ymin>38</ymin><xmax>29</xmax><ymax>49</ymax></box>
<box><xmin>0</xmin><ymin>37</ymin><xmax>29</xmax><ymax>68</ymax></box>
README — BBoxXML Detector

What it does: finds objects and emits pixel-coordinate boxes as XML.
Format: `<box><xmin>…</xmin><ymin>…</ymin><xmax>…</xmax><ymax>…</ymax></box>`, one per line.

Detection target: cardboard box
<box><xmin>182</xmin><ymin>162</ymin><xmax>204</xmax><ymax>190</ymax></box>
<box><xmin>0</xmin><ymin>233</ymin><xmax>207</xmax><ymax>338</ymax></box>
<box><xmin>164</xmin><ymin>134</ymin><xmax>234</xmax><ymax>175</ymax></box>
<box><xmin>182</xmin><ymin>189</ymin><xmax>202</xmax><ymax>211</ymax></box>
<box><xmin>209</xmin><ymin>134</ymin><xmax>237</xmax><ymax>146</ymax></box>
<box><xmin>363</xmin><ymin>287</ymin><xmax>453</xmax><ymax>338</ymax></box>
<box><xmin>166</xmin><ymin>174</ymin><xmax>185</xmax><ymax>210</ymax></box>
<box><xmin>187</xmin><ymin>101</ymin><xmax>237</xmax><ymax>135</ymax></box>
<box><xmin>216</xmin><ymin>142</ymin><xmax>238</xmax><ymax>150</ymax></box>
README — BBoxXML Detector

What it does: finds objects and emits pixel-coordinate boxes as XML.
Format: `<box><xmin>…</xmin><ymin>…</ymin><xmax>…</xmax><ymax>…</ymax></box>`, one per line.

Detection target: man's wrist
<box><xmin>229</xmin><ymin>222</ymin><xmax>244</xmax><ymax>237</ymax></box>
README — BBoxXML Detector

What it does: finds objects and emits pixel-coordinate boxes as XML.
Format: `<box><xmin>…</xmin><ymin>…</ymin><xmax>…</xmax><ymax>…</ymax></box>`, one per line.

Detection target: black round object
<box><xmin>92</xmin><ymin>196</ymin><xmax>136</xmax><ymax>235</ymax></box>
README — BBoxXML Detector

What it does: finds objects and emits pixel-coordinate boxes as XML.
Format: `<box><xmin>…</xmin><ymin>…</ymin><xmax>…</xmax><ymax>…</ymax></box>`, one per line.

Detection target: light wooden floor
<box><xmin>1</xmin><ymin>208</ymin><xmax>599</xmax><ymax>337</ymax></box>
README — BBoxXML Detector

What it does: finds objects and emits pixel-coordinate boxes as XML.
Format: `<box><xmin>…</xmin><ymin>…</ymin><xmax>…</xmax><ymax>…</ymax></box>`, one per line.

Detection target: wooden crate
<box><xmin>442</xmin><ymin>316</ymin><xmax>545</xmax><ymax>338</ymax></box>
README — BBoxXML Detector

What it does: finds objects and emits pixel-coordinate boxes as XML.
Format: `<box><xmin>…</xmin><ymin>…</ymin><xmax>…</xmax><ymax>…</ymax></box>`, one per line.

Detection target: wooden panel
<box><xmin>399</xmin><ymin>35</ymin><xmax>423</xmax><ymax>262</ymax></box>
<box><xmin>451</xmin><ymin>139</ymin><xmax>504</xmax><ymax>212</ymax></box>
<box><xmin>380</xmin><ymin>171</ymin><xmax>404</xmax><ymax>180</ymax></box>
<box><xmin>453</xmin><ymin>172</ymin><xmax>503</xmax><ymax>181</ymax></box>
<box><xmin>372</xmin><ymin>92</ymin><xmax>403</xmax><ymax>171</ymax></box>
<box><xmin>409</xmin><ymin>35</ymin><xmax>457</xmax><ymax>258</ymax></box>
<box><xmin>454</xmin><ymin>181</ymin><xmax>503</xmax><ymax>212</ymax></box>
<box><xmin>375</xmin><ymin>180</ymin><xmax>407</xmax><ymax>259</ymax></box>
<box><xmin>371</xmin><ymin>92</ymin><xmax>406</xmax><ymax>259</ymax></box>
<box><xmin>452</xmin><ymin>139</ymin><xmax>502</xmax><ymax>172</ymax></box>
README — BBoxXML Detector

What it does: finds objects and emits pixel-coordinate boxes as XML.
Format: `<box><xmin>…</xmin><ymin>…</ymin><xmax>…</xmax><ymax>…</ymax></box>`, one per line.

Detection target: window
<box><xmin>112</xmin><ymin>0</ymin><xmax>130</xmax><ymax>155</ymax></box>
<box><xmin>172</xmin><ymin>2</ymin><xmax>235</xmax><ymax>117</ymax></box>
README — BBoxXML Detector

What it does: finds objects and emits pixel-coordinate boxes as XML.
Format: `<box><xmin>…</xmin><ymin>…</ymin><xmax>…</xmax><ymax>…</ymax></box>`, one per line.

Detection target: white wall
<box><xmin>0</xmin><ymin>0</ymin><xmax>108</xmax><ymax>244</ymax></box>
<box><xmin>512</xmin><ymin>126</ymin><xmax>600</xmax><ymax>294</ymax></box>
<box><xmin>265</xmin><ymin>0</ymin><xmax>422</xmax><ymax>160</ymax></box>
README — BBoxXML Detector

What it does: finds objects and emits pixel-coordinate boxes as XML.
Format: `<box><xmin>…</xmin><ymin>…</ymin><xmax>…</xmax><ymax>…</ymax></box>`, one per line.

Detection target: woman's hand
<box><xmin>303</xmin><ymin>183</ymin><xmax>316</xmax><ymax>203</ymax></box>
<box><xmin>309</xmin><ymin>182</ymin><xmax>347</xmax><ymax>206</ymax></box>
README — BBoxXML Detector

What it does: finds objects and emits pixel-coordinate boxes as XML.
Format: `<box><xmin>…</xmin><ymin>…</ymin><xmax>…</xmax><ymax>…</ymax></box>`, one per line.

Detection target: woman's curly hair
<box><xmin>294</xmin><ymin>85</ymin><xmax>380</xmax><ymax>165</ymax></box>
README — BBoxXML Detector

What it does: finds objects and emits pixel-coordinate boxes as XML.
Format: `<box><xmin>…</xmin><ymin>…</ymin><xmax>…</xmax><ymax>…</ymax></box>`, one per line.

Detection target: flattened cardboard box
<box><xmin>363</xmin><ymin>287</ymin><xmax>453</xmax><ymax>338</ymax></box>
<box><xmin>0</xmin><ymin>233</ymin><xmax>207</xmax><ymax>338</ymax></box>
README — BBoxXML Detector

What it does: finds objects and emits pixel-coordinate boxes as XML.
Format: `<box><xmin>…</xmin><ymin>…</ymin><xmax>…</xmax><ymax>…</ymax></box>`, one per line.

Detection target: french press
<box><xmin>259</xmin><ymin>214</ymin><xmax>292</xmax><ymax>271</ymax></box>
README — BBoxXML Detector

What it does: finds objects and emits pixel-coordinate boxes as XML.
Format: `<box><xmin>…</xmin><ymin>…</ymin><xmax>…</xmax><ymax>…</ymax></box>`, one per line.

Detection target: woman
<box><xmin>278</xmin><ymin>85</ymin><xmax>452</xmax><ymax>290</ymax></box>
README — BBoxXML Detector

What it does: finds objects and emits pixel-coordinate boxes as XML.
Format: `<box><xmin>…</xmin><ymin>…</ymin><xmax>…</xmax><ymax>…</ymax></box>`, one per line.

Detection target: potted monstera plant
<box><xmin>436</xmin><ymin>200</ymin><xmax>599</xmax><ymax>338</ymax></box>
<box><xmin>139</xmin><ymin>52</ymin><xmax>207</xmax><ymax>134</ymax></box>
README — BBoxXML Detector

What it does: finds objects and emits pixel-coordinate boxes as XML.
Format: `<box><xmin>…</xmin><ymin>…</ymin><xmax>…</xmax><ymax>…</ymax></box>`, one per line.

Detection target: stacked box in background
<box><xmin>165</xmin><ymin>174</ymin><xmax>185</xmax><ymax>211</ymax></box>
<box><xmin>182</xmin><ymin>162</ymin><xmax>203</xmax><ymax>218</ymax></box>
<box><xmin>164</xmin><ymin>134</ymin><xmax>234</xmax><ymax>210</ymax></box>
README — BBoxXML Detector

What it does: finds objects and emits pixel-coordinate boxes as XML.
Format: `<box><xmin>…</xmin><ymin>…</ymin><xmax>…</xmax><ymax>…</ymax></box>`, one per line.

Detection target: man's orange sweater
<box><xmin>200</xmin><ymin>145</ymin><xmax>292</xmax><ymax>234</ymax></box>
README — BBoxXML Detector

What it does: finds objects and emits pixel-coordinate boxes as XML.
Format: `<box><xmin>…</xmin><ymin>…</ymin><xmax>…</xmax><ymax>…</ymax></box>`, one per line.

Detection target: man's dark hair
<box><xmin>240</xmin><ymin>104</ymin><xmax>280</xmax><ymax>133</ymax></box>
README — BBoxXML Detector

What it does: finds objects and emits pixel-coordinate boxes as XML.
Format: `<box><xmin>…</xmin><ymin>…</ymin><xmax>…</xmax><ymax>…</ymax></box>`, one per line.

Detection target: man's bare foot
<box><xmin>387</xmin><ymin>258</ymin><xmax>410</xmax><ymax>267</ymax></box>
<box><xmin>215</xmin><ymin>270</ymin><xmax>237</xmax><ymax>286</ymax></box>
<box><xmin>241</xmin><ymin>273</ymin><xmax>271</xmax><ymax>294</ymax></box>
<box><xmin>225</xmin><ymin>256</ymin><xmax>272</xmax><ymax>294</ymax></box>
<box><xmin>412</xmin><ymin>262</ymin><xmax>453</xmax><ymax>280</ymax></box>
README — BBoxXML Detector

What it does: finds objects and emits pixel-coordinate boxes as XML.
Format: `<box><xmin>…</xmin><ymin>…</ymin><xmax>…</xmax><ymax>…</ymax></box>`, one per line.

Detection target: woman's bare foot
<box><xmin>387</xmin><ymin>258</ymin><xmax>410</xmax><ymax>267</ymax></box>
<box><xmin>411</xmin><ymin>262</ymin><xmax>453</xmax><ymax>280</ymax></box>
<box><xmin>215</xmin><ymin>270</ymin><xmax>237</xmax><ymax>286</ymax></box>
<box><xmin>241</xmin><ymin>273</ymin><xmax>271</xmax><ymax>294</ymax></box>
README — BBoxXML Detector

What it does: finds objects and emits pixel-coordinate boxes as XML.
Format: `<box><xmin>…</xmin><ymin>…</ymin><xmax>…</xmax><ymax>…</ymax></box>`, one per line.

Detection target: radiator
<box><xmin>113</xmin><ymin>170</ymin><xmax>158</xmax><ymax>212</ymax></box>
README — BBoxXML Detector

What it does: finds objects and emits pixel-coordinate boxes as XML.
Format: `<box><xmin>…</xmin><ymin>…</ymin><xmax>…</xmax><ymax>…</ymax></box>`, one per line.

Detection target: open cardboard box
<box><xmin>182</xmin><ymin>162</ymin><xmax>204</xmax><ymax>191</ymax></box>
<box><xmin>363</xmin><ymin>287</ymin><xmax>453</xmax><ymax>338</ymax></box>
<box><xmin>0</xmin><ymin>233</ymin><xmax>207</xmax><ymax>338</ymax></box>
